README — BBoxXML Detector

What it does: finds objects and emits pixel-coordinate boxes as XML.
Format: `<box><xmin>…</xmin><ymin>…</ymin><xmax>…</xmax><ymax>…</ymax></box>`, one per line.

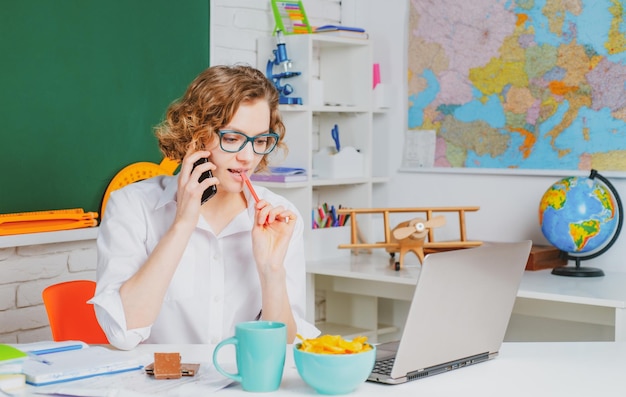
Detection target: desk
<box><xmin>19</xmin><ymin>342</ymin><xmax>626</xmax><ymax>396</ymax></box>
<box><xmin>306</xmin><ymin>253</ymin><xmax>626</xmax><ymax>342</ymax></box>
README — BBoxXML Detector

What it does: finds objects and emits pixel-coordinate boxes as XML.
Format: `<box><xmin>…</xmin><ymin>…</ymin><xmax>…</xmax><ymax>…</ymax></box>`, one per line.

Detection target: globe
<box><xmin>538</xmin><ymin>170</ymin><xmax>623</xmax><ymax>277</ymax></box>
<box><xmin>540</xmin><ymin>176</ymin><xmax>617</xmax><ymax>253</ymax></box>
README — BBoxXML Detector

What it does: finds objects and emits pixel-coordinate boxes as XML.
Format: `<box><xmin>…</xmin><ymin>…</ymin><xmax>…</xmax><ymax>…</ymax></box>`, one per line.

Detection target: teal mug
<box><xmin>212</xmin><ymin>321</ymin><xmax>287</xmax><ymax>392</ymax></box>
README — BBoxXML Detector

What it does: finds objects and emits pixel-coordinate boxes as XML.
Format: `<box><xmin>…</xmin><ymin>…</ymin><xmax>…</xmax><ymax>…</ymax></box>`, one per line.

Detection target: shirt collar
<box><xmin>155</xmin><ymin>174</ymin><xmax>179</xmax><ymax>210</ymax></box>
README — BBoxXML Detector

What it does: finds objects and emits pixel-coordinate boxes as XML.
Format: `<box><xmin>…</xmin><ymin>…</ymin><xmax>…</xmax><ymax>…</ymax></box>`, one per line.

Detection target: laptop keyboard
<box><xmin>373</xmin><ymin>357</ymin><xmax>395</xmax><ymax>375</ymax></box>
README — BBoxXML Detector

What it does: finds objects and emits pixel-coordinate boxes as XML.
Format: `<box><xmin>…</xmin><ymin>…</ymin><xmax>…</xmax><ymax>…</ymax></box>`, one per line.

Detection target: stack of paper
<box><xmin>0</xmin><ymin>374</ymin><xmax>25</xmax><ymax>392</ymax></box>
<box><xmin>0</xmin><ymin>344</ymin><xmax>27</xmax><ymax>391</ymax></box>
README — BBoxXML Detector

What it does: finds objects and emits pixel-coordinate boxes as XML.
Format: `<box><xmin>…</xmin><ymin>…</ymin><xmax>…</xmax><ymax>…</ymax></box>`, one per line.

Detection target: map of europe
<box><xmin>408</xmin><ymin>0</ymin><xmax>626</xmax><ymax>171</ymax></box>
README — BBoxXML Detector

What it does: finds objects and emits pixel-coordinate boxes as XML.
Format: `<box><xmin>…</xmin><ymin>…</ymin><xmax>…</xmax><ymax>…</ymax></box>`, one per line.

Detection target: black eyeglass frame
<box><xmin>217</xmin><ymin>129</ymin><xmax>280</xmax><ymax>155</ymax></box>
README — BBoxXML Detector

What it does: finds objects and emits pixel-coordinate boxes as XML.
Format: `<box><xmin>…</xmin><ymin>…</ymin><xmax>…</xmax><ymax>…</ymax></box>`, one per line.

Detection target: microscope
<box><xmin>266</xmin><ymin>30</ymin><xmax>303</xmax><ymax>105</ymax></box>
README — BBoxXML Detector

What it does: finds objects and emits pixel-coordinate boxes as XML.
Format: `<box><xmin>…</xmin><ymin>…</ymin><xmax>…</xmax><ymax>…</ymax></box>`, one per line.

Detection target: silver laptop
<box><xmin>368</xmin><ymin>240</ymin><xmax>532</xmax><ymax>384</ymax></box>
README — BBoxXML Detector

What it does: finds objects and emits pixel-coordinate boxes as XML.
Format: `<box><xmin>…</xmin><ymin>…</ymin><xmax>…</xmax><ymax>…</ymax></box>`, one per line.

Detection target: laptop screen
<box><xmin>369</xmin><ymin>241</ymin><xmax>531</xmax><ymax>384</ymax></box>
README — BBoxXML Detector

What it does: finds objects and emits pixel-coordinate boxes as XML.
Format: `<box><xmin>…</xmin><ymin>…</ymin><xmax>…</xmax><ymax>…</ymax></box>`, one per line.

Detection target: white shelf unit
<box><xmin>257</xmin><ymin>34</ymin><xmax>391</xmax><ymax>338</ymax></box>
<box><xmin>0</xmin><ymin>227</ymin><xmax>99</xmax><ymax>248</ymax></box>
<box><xmin>257</xmin><ymin>34</ymin><xmax>387</xmax><ymax>262</ymax></box>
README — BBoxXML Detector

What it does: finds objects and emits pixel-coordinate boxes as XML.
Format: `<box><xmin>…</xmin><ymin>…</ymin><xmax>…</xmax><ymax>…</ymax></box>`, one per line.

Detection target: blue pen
<box><xmin>30</xmin><ymin>343</ymin><xmax>85</xmax><ymax>356</ymax></box>
<box><xmin>26</xmin><ymin>351</ymin><xmax>52</xmax><ymax>365</ymax></box>
<box><xmin>331</xmin><ymin>124</ymin><xmax>340</xmax><ymax>152</ymax></box>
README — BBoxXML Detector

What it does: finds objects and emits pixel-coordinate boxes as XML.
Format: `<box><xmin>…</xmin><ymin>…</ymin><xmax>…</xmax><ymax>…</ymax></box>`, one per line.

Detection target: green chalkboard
<box><xmin>0</xmin><ymin>0</ymin><xmax>209</xmax><ymax>214</ymax></box>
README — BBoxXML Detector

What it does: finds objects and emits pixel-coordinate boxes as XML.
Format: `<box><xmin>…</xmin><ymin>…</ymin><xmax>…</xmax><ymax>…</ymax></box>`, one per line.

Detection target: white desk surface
<box><xmin>307</xmin><ymin>252</ymin><xmax>420</xmax><ymax>285</ymax></box>
<box><xmin>307</xmin><ymin>252</ymin><xmax>626</xmax><ymax>307</ymax></box>
<box><xmin>518</xmin><ymin>269</ymin><xmax>626</xmax><ymax>308</ymax></box>
<box><xmin>19</xmin><ymin>342</ymin><xmax>626</xmax><ymax>397</ymax></box>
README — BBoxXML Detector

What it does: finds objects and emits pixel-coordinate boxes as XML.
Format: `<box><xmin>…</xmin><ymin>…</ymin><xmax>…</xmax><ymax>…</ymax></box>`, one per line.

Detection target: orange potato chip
<box><xmin>296</xmin><ymin>334</ymin><xmax>372</xmax><ymax>354</ymax></box>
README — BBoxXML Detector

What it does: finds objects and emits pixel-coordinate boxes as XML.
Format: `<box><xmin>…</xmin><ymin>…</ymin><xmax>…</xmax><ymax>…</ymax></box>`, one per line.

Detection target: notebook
<box><xmin>21</xmin><ymin>345</ymin><xmax>142</xmax><ymax>386</ymax></box>
<box><xmin>368</xmin><ymin>240</ymin><xmax>532</xmax><ymax>384</ymax></box>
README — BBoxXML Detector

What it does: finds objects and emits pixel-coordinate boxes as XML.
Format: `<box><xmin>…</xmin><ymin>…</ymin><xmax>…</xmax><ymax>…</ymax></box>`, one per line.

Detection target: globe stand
<box><xmin>550</xmin><ymin>170</ymin><xmax>622</xmax><ymax>278</ymax></box>
<box><xmin>551</xmin><ymin>257</ymin><xmax>605</xmax><ymax>277</ymax></box>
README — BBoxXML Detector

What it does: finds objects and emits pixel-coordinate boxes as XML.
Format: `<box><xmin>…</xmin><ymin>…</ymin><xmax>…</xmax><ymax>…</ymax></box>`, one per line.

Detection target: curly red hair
<box><xmin>155</xmin><ymin>64</ymin><xmax>286</xmax><ymax>171</ymax></box>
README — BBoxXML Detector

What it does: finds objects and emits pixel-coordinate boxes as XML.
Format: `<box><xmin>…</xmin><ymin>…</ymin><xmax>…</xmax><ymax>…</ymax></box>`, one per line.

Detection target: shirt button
<box><xmin>211</xmin><ymin>338</ymin><xmax>219</xmax><ymax>344</ymax></box>
<box><xmin>213</xmin><ymin>295</ymin><xmax>221</xmax><ymax>303</ymax></box>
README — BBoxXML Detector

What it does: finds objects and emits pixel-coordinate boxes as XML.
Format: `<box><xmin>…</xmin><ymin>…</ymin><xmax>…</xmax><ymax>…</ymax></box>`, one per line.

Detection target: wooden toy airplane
<box><xmin>336</xmin><ymin>207</ymin><xmax>482</xmax><ymax>270</ymax></box>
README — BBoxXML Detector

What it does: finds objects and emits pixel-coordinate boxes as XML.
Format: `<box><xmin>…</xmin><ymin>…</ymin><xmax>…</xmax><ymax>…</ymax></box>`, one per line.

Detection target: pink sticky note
<box><xmin>373</xmin><ymin>63</ymin><xmax>381</xmax><ymax>89</ymax></box>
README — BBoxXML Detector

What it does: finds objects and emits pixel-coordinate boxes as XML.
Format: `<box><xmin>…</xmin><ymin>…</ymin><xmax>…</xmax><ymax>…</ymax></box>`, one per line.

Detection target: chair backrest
<box><xmin>42</xmin><ymin>280</ymin><xmax>109</xmax><ymax>344</ymax></box>
<box><xmin>100</xmin><ymin>157</ymin><xmax>179</xmax><ymax>217</ymax></box>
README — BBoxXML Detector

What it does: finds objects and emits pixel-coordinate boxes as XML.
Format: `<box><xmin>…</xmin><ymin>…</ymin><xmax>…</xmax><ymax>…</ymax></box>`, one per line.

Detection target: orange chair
<box><xmin>42</xmin><ymin>280</ymin><xmax>109</xmax><ymax>344</ymax></box>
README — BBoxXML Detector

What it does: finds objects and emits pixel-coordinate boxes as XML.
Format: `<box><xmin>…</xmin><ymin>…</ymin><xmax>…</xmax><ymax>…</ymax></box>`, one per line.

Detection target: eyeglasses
<box><xmin>217</xmin><ymin>130</ymin><xmax>279</xmax><ymax>155</ymax></box>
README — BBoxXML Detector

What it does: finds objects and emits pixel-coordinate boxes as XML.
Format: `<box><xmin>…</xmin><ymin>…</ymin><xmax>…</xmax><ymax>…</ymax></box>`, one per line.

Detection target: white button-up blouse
<box><xmin>90</xmin><ymin>174</ymin><xmax>319</xmax><ymax>350</ymax></box>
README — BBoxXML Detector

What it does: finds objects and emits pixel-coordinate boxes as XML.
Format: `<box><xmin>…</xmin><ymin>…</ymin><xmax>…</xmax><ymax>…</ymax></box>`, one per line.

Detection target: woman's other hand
<box><xmin>250</xmin><ymin>199</ymin><xmax>296</xmax><ymax>275</ymax></box>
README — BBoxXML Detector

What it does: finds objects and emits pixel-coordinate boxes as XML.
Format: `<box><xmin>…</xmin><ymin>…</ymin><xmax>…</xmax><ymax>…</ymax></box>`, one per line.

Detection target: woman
<box><xmin>91</xmin><ymin>65</ymin><xmax>318</xmax><ymax>350</ymax></box>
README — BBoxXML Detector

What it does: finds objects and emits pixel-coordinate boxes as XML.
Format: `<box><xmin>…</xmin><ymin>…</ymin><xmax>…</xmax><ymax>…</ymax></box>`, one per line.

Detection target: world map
<box><xmin>408</xmin><ymin>0</ymin><xmax>626</xmax><ymax>171</ymax></box>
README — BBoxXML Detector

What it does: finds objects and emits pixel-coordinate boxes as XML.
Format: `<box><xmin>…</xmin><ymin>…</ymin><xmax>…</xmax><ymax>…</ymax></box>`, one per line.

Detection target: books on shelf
<box><xmin>313</xmin><ymin>24</ymin><xmax>369</xmax><ymax>39</ymax></box>
<box><xmin>251</xmin><ymin>167</ymin><xmax>308</xmax><ymax>183</ymax></box>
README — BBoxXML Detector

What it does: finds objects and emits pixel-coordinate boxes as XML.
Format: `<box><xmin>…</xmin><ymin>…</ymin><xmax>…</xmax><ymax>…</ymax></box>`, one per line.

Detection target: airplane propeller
<box><xmin>392</xmin><ymin>215</ymin><xmax>447</xmax><ymax>240</ymax></box>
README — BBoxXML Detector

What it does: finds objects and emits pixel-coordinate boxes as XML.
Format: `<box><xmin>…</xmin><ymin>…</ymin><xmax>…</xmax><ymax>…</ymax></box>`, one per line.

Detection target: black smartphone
<box><xmin>192</xmin><ymin>158</ymin><xmax>217</xmax><ymax>204</ymax></box>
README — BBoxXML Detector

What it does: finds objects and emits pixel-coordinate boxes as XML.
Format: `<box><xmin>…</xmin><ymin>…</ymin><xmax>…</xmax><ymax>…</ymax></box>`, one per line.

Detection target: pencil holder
<box><xmin>313</xmin><ymin>146</ymin><xmax>364</xmax><ymax>179</ymax></box>
<box><xmin>307</xmin><ymin>227</ymin><xmax>351</xmax><ymax>261</ymax></box>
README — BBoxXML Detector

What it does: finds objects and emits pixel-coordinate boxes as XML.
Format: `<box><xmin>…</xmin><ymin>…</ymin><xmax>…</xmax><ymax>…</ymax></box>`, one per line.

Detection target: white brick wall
<box><xmin>0</xmin><ymin>0</ymin><xmax>343</xmax><ymax>344</ymax></box>
<box><xmin>0</xmin><ymin>240</ymin><xmax>97</xmax><ymax>343</ymax></box>
<box><xmin>210</xmin><ymin>0</ymin><xmax>342</xmax><ymax>66</ymax></box>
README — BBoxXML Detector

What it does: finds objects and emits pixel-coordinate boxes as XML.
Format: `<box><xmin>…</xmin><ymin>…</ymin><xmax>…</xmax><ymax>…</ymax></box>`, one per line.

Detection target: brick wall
<box><xmin>0</xmin><ymin>240</ymin><xmax>97</xmax><ymax>343</ymax></box>
<box><xmin>210</xmin><ymin>0</ymin><xmax>341</xmax><ymax>66</ymax></box>
<box><xmin>0</xmin><ymin>0</ymin><xmax>342</xmax><ymax>343</ymax></box>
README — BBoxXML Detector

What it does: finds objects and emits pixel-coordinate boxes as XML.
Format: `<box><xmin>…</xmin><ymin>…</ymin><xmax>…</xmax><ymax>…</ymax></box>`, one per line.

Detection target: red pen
<box><xmin>242</xmin><ymin>172</ymin><xmax>292</xmax><ymax>224</ymax></box>
<box><xmin>241</xmin><ymin>172</ymin><xmax>260</xmax><ymax>203</ymax></box>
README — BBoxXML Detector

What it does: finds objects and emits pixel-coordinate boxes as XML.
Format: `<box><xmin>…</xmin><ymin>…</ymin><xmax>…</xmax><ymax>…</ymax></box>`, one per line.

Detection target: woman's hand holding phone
<box><xmin>192</xmin><ymin>158</ymin><xmax>218</xmax><ymax>204</ymax></box>
<box><xmin>176</xmin><ymin>150</ymin><xmax>218</xmax><ymax>227</ymax></box>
